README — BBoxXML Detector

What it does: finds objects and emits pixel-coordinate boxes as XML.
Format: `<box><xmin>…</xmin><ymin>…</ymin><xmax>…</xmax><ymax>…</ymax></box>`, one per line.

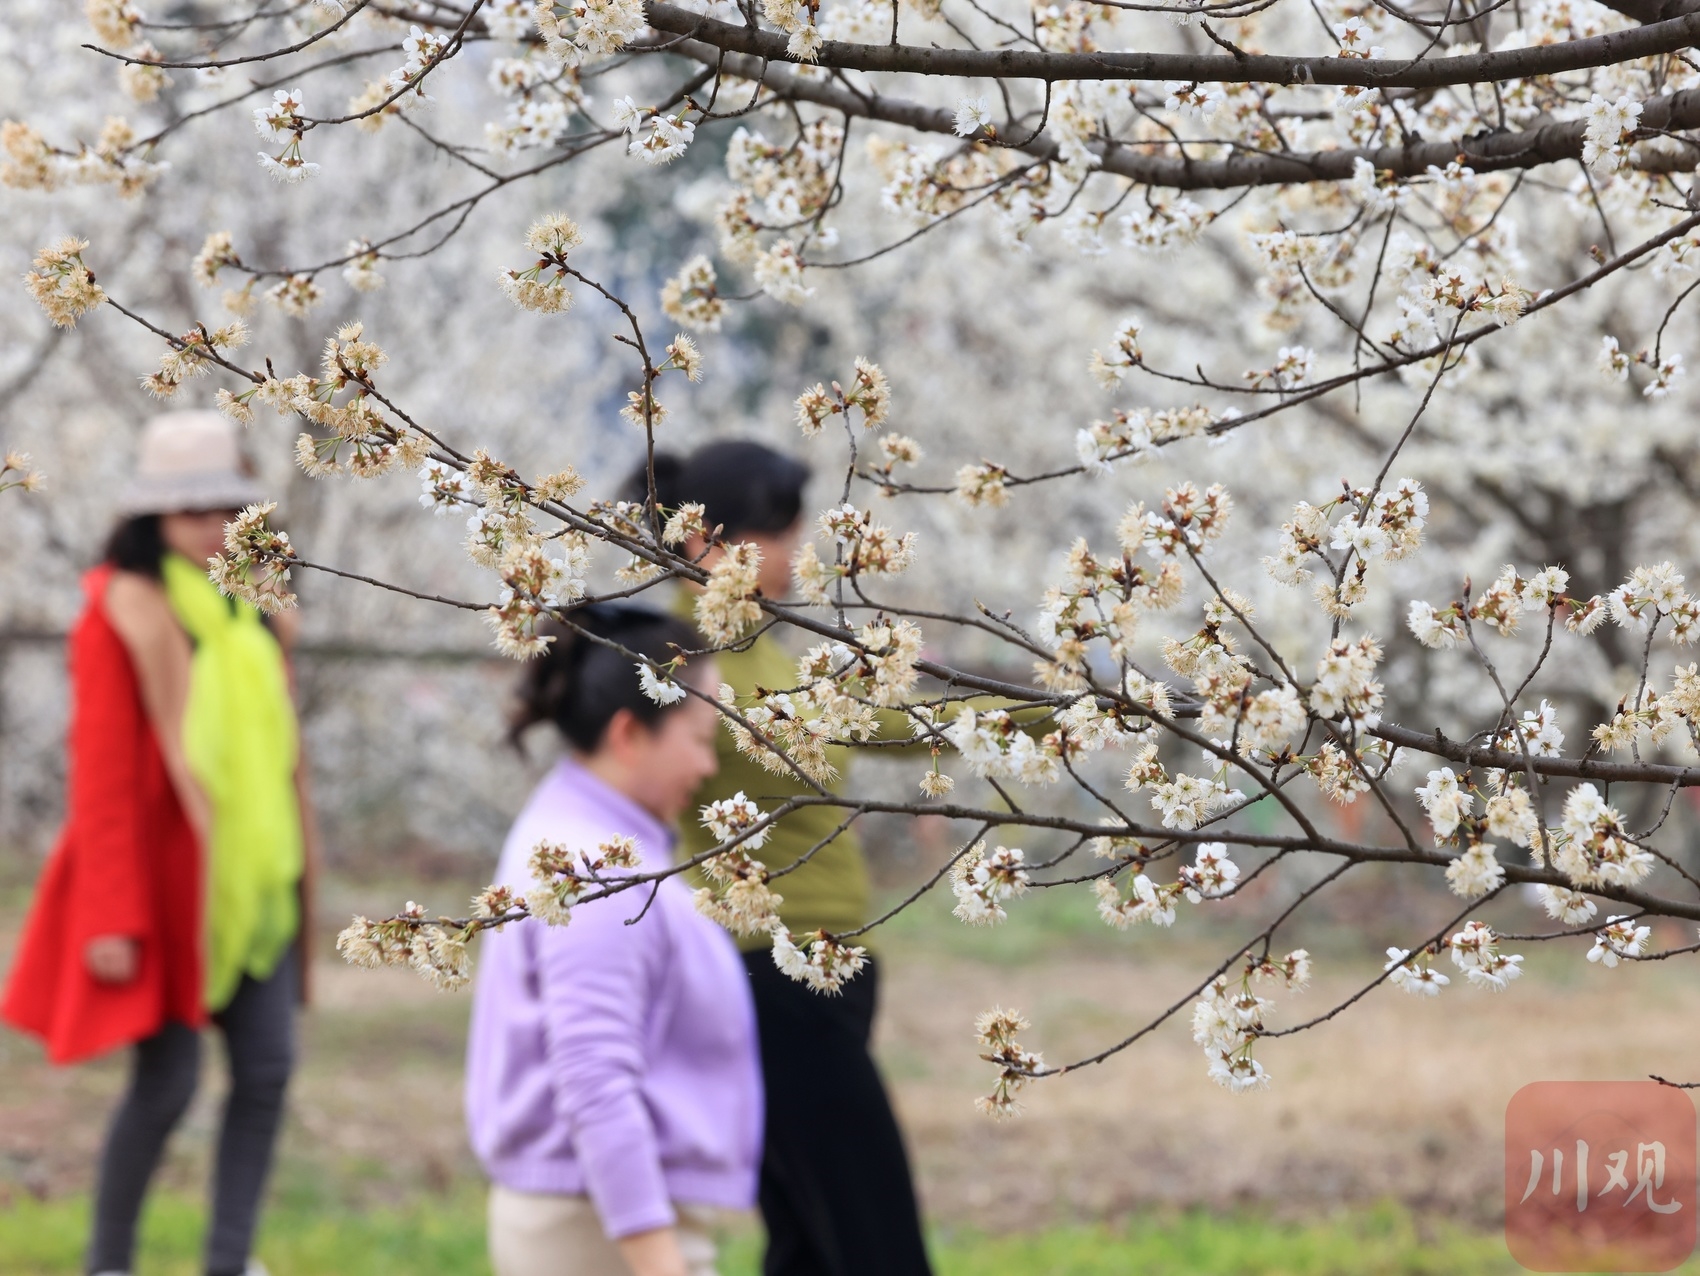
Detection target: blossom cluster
<box><xmin>1191</xmin><ymin>953</ymin><xmax>1309</xmax><ymax>1094</ymax></box>
<box><xmin>951</xmin><ymin>843</ymin><xmax>1030</xmax><ymax>925</ymax></box>
<box><xmin>973</xmin><ymin>1008</ymin><xmax>1044</xmax><ymax>1116</ymax></box>
<box><xmin>208</xmin><ymin>503</ymin><xmax>298</xmax><ymax>615</ymax></box>
<box><xmin>0</xmin><ymin>451</ymin><xmax>45</xmax><ymax>497</ymax></box>
<box><xmin>24</xmin><ymin>236</ymin><xmax>106</xmax><ymax>328</ymax></box>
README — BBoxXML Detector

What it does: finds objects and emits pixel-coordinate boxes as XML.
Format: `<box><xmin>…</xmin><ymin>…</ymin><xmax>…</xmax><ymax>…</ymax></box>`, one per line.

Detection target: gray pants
<box><xmin>87</xmin><ymin>947</ymin><xmax>297</xmax><ymax>1276</ymax></box>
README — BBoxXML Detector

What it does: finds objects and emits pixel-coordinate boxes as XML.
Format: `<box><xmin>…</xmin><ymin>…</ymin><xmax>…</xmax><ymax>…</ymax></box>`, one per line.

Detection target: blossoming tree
<box><xmin>8</xmin><ymin>0</ymin><xmax>1700</xmax><ymax>1108</ymax></box>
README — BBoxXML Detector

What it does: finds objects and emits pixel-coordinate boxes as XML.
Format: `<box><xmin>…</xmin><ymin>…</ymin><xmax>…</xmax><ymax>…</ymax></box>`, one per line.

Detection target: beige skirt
<box><xmin>487</xmin><ymin>1185</ymin><xmax>721</xmax><ymax>1276</ymax></box>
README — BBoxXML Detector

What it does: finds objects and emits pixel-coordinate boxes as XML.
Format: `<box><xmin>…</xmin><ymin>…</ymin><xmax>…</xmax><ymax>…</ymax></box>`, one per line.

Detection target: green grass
<box><xmin>932</xmin><ymin>1205</ymin><xmax>1527</xmax><ymax>1275</ymax></box>
<box><xmin>0</xmin><ymin>1191</ymin><xmax>495</xmax><ymax>1276</ymax></box>
<box><xmin>0</xmin><ymin>1194</ymin><xmax>1554</xmax><ymax>1276</ymax></box>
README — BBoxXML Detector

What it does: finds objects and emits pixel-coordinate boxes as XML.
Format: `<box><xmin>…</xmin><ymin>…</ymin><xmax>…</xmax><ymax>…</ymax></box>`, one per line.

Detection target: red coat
<box><xmin>2</xmin><ymin>566</ymin><xmax>206</xmax><ymax>1064</ymax></box>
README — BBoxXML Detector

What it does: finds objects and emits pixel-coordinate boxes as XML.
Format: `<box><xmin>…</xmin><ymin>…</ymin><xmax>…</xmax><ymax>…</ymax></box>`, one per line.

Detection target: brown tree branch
<box><xmin>1595</xmin><ymin>0</ymin><xmax>1700</xmax><ymax>27</ymax></box>
<box><xmin>1372</xmin><ymin>720</ymin><xmax>1700</xmax><ymax>786</ymax></box>
<box><xmin>645</xmin><ymin>1</ymin><xmax>1700</xmax><ymax>89</ymax></box>
<box><xmin>644</xmin><ymin>37</ymin><xmax>1700</xmax><ymax>188</ymax></box>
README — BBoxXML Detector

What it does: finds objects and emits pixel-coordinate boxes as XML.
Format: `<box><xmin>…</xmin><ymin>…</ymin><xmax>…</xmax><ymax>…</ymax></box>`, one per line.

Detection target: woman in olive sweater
<box><xmin>638</xmin><ymin>442</ymin><xmax>933</xmax><ymax>1276</ymax></box>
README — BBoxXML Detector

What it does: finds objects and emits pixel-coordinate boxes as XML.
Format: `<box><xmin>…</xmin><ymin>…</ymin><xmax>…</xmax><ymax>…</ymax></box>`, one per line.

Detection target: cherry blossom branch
<box><xmin>648</xmin><ymin>37</ymin><xmax>1700</xmax><ymax>187</ymax></box>
<box><xmin>643</xmin><ymin>1</ymin><xmax>1700</xmax><ymax>89</ymax></box>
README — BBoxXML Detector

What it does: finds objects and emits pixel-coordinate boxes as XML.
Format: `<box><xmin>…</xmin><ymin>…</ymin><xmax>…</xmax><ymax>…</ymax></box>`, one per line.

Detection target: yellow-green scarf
<box><xmin>162</xmin><ymin>552</ymin><xmax>302</xmax><ymax>1011</ymax></box>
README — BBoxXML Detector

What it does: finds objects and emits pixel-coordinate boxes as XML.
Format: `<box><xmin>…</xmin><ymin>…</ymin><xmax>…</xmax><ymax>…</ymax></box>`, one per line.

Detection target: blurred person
<box><xmin>635</xmin><ymin>442</ymin><xmax>935</xmax><ymax>1276</ymax></box>
<box><xmin>465</xmin><ymin>604</ymin><xmax>761</xmax><ymax>1276</ymax></box>
<box><xmin>1</xmin><ymin>411</ymin><xmax>313</xmax><ymax>1276</ymax></box>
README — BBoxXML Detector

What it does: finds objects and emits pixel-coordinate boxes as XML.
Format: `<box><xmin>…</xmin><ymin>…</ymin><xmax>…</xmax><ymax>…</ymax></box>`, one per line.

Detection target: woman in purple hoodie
<box><xmin>465</xmin><ymin>605</ymin><xmax>762</xmax><ymax>1276</ymax></box>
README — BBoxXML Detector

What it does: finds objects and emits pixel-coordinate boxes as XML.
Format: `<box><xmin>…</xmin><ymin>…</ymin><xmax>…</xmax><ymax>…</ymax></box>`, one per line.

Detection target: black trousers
<box><xmin>87</xmin><ymin>947</ymin><xmax>297</xmax><ymax>1276</ymax></box>
<box><xmin>743</xmin><ymin>951</ymin><xmax>933</xmax><ymax>1276</ymax></box>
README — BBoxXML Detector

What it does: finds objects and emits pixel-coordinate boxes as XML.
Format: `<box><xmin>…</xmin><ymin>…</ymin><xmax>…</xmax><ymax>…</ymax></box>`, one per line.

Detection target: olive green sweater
<box><xmin>677</xmin><ymin>614</ymin><xmax>881</xmax><ymax>950</ymax></box>
<box><xmin>674</xmin><ymin>596</ymin><xmax>1044</xmax><ymax>950</ymax></box>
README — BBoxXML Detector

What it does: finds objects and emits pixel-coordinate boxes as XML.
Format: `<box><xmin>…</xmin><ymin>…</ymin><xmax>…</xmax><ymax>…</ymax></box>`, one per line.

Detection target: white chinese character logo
<box><xmin>1521</xmin><ymin>1140</ymin><xmax>1683</xmax><ymax>1214</ymax></box>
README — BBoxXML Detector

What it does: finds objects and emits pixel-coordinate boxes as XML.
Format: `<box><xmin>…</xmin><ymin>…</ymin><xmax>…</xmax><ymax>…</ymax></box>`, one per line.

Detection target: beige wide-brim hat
<box><xmin>118</xmin><ymin>410</ymin><xmax>267</xmax><ymax>516</ymax></box>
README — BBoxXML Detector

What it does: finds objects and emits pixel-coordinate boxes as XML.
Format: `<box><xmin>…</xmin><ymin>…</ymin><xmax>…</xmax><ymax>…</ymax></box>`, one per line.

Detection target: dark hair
<box><xmin>510</xmin><ymin>604</ymin><xmax>701</xmax><ymax>753</ymax></box>
<box><xmin>626</xmin><ymin>440</ymin><xmax>810</xmax><ymax>539</ymax></box>
<box><xmin>102</xmin><ymin>515</ymin><xmax>167</xmax><ymax>578</ymax></box>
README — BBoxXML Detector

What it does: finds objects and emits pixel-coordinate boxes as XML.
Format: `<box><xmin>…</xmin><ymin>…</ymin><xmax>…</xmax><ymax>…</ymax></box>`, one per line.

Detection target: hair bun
<box><xmin>509</xmin><ymin>604</ymin><xmax>699</xmax><ymax>753</ymax></box>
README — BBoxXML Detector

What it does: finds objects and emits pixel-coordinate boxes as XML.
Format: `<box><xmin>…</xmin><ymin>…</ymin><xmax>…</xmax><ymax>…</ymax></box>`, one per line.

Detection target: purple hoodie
<box><xmin>465</xmin><ymin>759</ymin><xmax>763</xmax><ymax>1238</ymax></box>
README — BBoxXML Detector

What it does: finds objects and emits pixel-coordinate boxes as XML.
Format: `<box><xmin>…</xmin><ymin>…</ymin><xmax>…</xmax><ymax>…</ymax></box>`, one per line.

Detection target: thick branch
<box><xmin>1596</xmin><ymin>0</ymin><xmax>1700</xmax><ymax>26</ymax></box>
<box><xmin>651</xmin><ymin>38</ymin><xmax>1700</xmax><ymax>188</ymax></box>
<box><xmin>646</xmin><ymin>1</ymin><xmax>1700</xmax><ymax>88</ymax></box>
<box><xmin>1373</xmin><ymin>720</ymin><xmax>1700</xmax><ymax>785</ymax></box>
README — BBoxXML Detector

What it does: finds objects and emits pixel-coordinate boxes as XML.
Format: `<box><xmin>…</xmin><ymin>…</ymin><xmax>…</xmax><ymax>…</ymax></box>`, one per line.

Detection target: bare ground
<box><xmin>885</xmin><ymin>936</ymin><xmax>1700</xmax><ymax>1230</ymax></box>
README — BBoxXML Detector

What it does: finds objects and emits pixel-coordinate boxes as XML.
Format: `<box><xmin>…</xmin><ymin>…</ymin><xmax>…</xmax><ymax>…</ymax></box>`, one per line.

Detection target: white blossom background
<box><xmin>4</xmin><ymin>0</ymin><xmax>1700</xmax><ymax>873</ymax></box>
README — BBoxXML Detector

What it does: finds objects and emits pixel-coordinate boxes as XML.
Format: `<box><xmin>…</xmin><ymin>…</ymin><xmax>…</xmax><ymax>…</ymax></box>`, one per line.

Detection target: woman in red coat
<box><xmin>3</xmin><ymin>555</ymin><xmax>206</xmax><ymax>1060</ymax></box>
<box><xmin>3</xmin><ymin>410</ymin><xmax>313</xmax><ymax>1276</ymax></box>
